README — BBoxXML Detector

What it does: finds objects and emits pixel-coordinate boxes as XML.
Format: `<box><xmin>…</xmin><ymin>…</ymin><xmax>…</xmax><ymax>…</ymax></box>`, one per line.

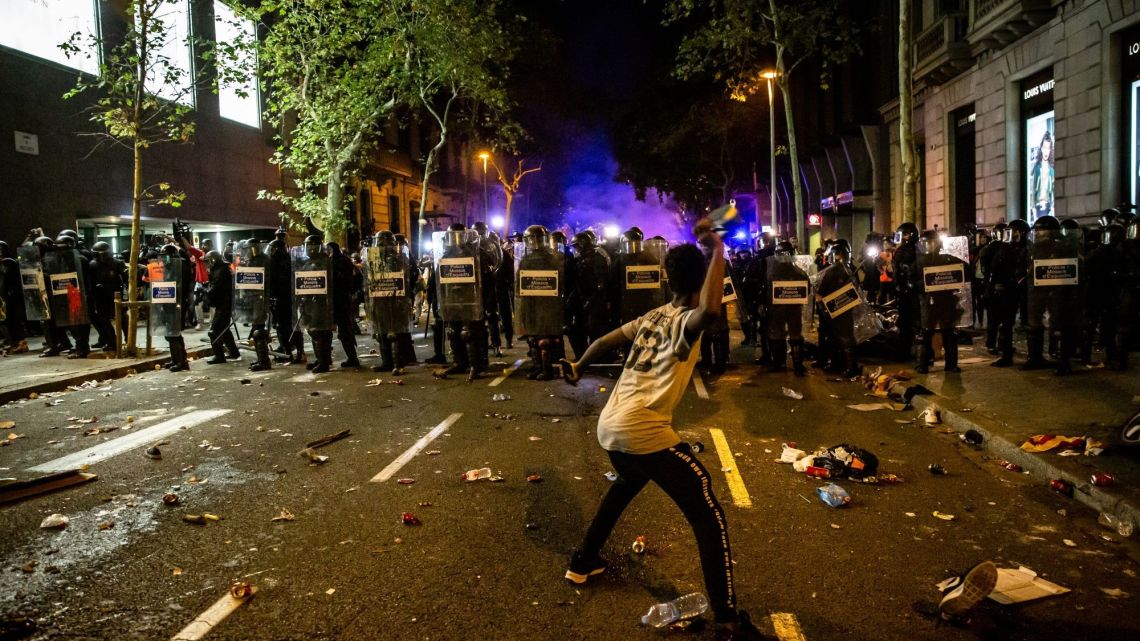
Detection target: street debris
<box><xmin>791</xmin><ymin>444</ymin><xmax>878</xmax><ymax>480</ymax></box>
<box><xmin>298</xmin><ymin>448</ymin><xmax>329</xmax><ymax>465</ymax></box>
<box><xmin>998</xmin><ymin>460</ymin><xmax>1023</xmax><ymax>473</ymax></box>
<box><xmin>305</xmin><ymin>429</ymin><xmax>351</xmax><ymax>449</ymax></box>
<box><xmin>1097</xmin><ymin>513</ymin><xmax>1133</xmax><ymax>537</ymax></box>
<box><xmin>182</xmin><ymin>514</ymin><xmax>207</xmax><ymax>525</ymax></box>
<box><xmin>163</xmin><ymin>493</ymin><xmax>180</xmax><ymax>506</ymax></box>
<box><xmin>145</xmin><ymin>446</ymin><xmax>162</xmax><ymax>460</ymax></box>
<box><xmin>1090</xmin><ymin>472</ymin><xmax>1115</xmax><ymax>487</ymax></box>
<box><xmin>632</xmin><ymin>535</ymin><xmax>646</xmax><ymax>554</ymax></box>
<box><xmin>960</xmin><ymin>429</ymin><xmax>984</xmax><ymax>446</ymax></box>
<box><xmin>491</xmin><ymin>393</ymin><xmax>511</xmax><ymax>401</ymax></box>
<box><xmin>461</xmin><ymin>467</ymin><xmax>493</xmax><ymax>482</ymax></box>
<box><xmin>82</xmin><ymin>426</ymin><xmax>117</xmax><ymax>437</ymax></box>
<box><xmin>526</xmin><ymin>474</ymin><xmax>543</xmax><ymax>483</ymax></box>
<box><xmin>932</xmin><ymin>511</ymin><xmax>956</xmax><ymax>521</ymax></box>
<box><xmin>986</xmin><ymin>566</ymin><xmax>1069</xmax><ymax>604</ymax></box>
<box><xmin>922</xmin><ymin>406</ymin><xmax>941</xmax><ymax>425</ymax></box>
<box><xmin>0</xmin><ymin>470</ymin><xmax>97</xmax><ymax>506</ymax></box>
<box><xmin>816</xmin><ymin>483</ymin><xmax>851</xmax><ymax>508</ymax></box>
<box><xmin>425</xmin><ymin>450</ymin><xmax>441</xmax><ymax>456</ymax></box>
<box><xmin>1062</xmin><ymin>539</ymin><xmax>1077</xmax><ymax>547</ymax></box>
<box><xmin>604</xmin><ymin>471</ymin><xmax>618</xmax><ymax>481</ymax></box>
<box><xmin>271</xmin><ymin>508</ymin><xmax>296</xmax><ymax>522</ymax></box>
<box><xmin>396</xmin><ymin>478</ymin><xmax>415</xmax><ymax>485</ymax></box>
<box><xmin>1100</xmin><ymin>587</ymin><xmax>1130</xmax><ymax>598</ymax></box>
<box><xmin>846</xmin><ymin>402</ymin><xmax>905</xmax><ymax>412</ymax></box>
<box><xmin>781</xmin><ymin>387</ymin><xmax>803</xmax><ymax>400</ymax></box>
<box><xmin>779</xmin><ymin>443</ymin><xmax>806</xmax><ymax>463</ymax></box>
<box><xmin>928</xmin><ymin>464</ymin><xmax>947</xmax><ymax>475</ymax></box>
<box><xmin>1049</xmin><ymin>479</ymin><xmax>1075</xmax><ymax>497</ymax></box>
<box><xmin>0</xmin><ymin>421</ymin><xmax>13</xmax><ymax>429</ymax></box>
<box><xmin>39</xmin><ymin>513</ymin><xmax>69</xmax><ymax>529</ymax></box>
<box><xmin>401</xmin><ymin>512</ymin><xmax>421</xmax><ymax>526</ymax></box>
<box><xmin>1020</xmin><ymin>434</ymin><xmax>1104</xmax><ymax>456</ymax></box>
<box><xmin>528</xmin><ymin>435</ymin><xmax>542</xmax><ymax>441</ymax></box>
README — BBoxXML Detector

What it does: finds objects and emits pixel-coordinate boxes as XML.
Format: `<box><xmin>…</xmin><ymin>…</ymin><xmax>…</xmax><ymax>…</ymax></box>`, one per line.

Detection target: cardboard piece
<box><xmin>988</xmin><ymin>566</ymin><xmax>1069</xmax><ymax>605</ymax></box>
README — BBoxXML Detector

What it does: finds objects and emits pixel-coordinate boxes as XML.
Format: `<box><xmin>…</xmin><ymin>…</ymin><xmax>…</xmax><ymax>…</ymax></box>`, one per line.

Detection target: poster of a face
<box><xmin>1025</xmin><ymin>111</ymin><xmax>1055</xmax><ymax>224</ymax></box>
<box><xmin>1132</xmin><ymin>80</ymin><xmax>1140</xmax><ymax>206</ymax></box>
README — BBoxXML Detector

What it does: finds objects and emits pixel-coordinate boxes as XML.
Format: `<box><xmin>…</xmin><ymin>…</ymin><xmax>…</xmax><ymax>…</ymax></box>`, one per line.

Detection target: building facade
<box><xmin>0</xmin><ymin>0</ymin><xmax>473</xmax><ymax>253</ymax></box>
<box><xmin>880</xmin><ymin>0</ymin><xmax>1140</xmax><ymax>233</ymax></box>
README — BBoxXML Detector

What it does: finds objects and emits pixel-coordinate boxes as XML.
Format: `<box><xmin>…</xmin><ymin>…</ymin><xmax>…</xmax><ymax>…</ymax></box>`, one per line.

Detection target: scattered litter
<box><xmin>271</xmin><ymin>508</ymin><xmax>295</xmax><ymax>522</ymax></box>
<box><xmin>366</xmin><ymin>379</ymin><xmax>383</xmax><ymax>386</ymax></box>
<box><xmin>2</xmin><ymin>432</ymin><xmax>24</xmax><ymax>444</ymax></box>
<box><xmin>145</xmin><ymin>446</ymin><xmax>162</xmax><ymax>460</ymax></box>
<box><xmin>847</xmin><ymin>402</ymin><xmax>899</xmax><ymax>412</ymax></box>
<box><xmin>39</xmin><ymin>513</ymin><xmax>69</xmax><ymax>529</ymax></box>
<box><xmin>551</xmin><ymin>418</ymin><xmax>561</xmax><ymax>423</ymax></box>
<box><xmin>20</xmin><ymin>560</ymin><xmax>37</xmax><ymax>573</ymax></box>
<box><xmin>922</xmin><ymin>406</ymin><xmax>941</xmax><ymax>425</ymax></box>
<box><xmin>928</xmin><ymin>464</ymin><xmax>947</xmax><ymax>476</ymax></box>
<box><xmin>781</xmin><ymin>387</ymin><xmax>803</xmax><ymax>400</ymax></box>
<box><xmin>1049</xmin><ymin>479</ymin><xmax>1074</xmax><ymax>497</ymax></box>
<box><xmin>98</xmin><ymin>520</ymin><xmax>114</xmax><ymax>530</ymax></box>
<box><xmin>82</xmin><ymin>426</ymin><xmax>117</xmax><ymax>437</ymax></box>
<box><xmin>401</xmin><ymin>512</ymin><xmax>421</xmax><ymax>526</ymax></box>
<box><xmin>816</xmin><ymin>483</ymin><xmax>850</xmax><ymax>508</ymax></box>
<box><xmin>172</xmin><ymin>566</ymin><xmax>183</xmax><ymax>576</ymax></box>
<box><xmin>905</xmin><ymin>512</ymin><xmax>916</xmax><ymax>518</ymax></box>
<box><xmin>1020</xmin><ymin>434</ymin><xmax>1104</xmax><ymax>456</ymax></box>
<box><xmin>779</xmin><ymin>443</ymin><xmax>806</xmax><ymax>463</ymax></box>
<box><xmin>526</xmin><ymin>474</ymin><xmax>543</xmax><ymax>483</ymax></box>
<box><xmin>932</xmin><ymin>511</ymin><xmax>956</xmax><ymax>521</ymax></box>
<box><xmin>632</xmin><ymin>535</ymin><xmax>646</xmax><ymax>554</ymax></box>
<box><xmin>240</xmin><ymin>379</ymin><xmax>252</xmax><ymax>385</ymax></box>
<box><xmin>960</xmin><ymin>430</ymin><xmax>984</xmax><ymax>446</ymax></box>
<box><xmin>830</xmin><ymin>523</ymin><xmax>841</xmax><ymax>529</ymax></box>
<box><xmin>1097</xmin><ymin>513</ymin><xmax>1133</xmax><ymax>537</ymax></box>
<box><xmin>202</xmin><ymin>513</ymin><xmax>221</xmax><ymax>521</ymax></box>
<box><xmin>1062</xmin><ymin>539</ymin><xmax>1077</xmax><ymax>547</ymax></box>
<box><xmin>999</xmin><ymin>461</ymin><xmax>1023</xmax><ymax>472</ymax></box>
<box><xmin>163</xmin><ymin>493</ymin><xmax>180</xmax><ymax>506</ymax></box>
<box><xmin>986</xmin><ymin>566</ymin><xmax>1069</xmax><ymax>604</ymax></box>
<box><xmin>298</xmin><ymin>448</ymin><xmax>329</xmax><ymax>465</ymax></box>
<box><xmin>598</xmin><ymin>386</ymin><xmax>606</xmax><ymax>393</ymax></box>
<box><xmin>425</xmin><ymin>450</ymin><xmax>441</xmax><ymax>456</ymax></box>
<box><xmin>604</xmin><ymin>471</ymin><xmax>618</xmax><ymax>481</ymax></box>
<box><xmin>528</xmin><ymin>436</ymin><xmax>542</xmax><ymax>442</ymax></box>
<box><xmin>525</xmin><ymin>522</ymin><xmax>540</xmax><ymax>530</ymax></box>
<box><xmin>305</xmin><ymin>430</ymin><xmax>351</xmax><ymax>449</ymax></box>
<box><xmin>396</xmin><ymin>478</ymin><xmax>415</xmax><ymax>485</ymax></box>
<box><xmin>182</xmin><ymin>514</ymin><xmax>208</xmax><ymax>525</ymax></box>
<box><xmin>792</xmin><ymin>444</ymin><xmax>878</xmax><ymax>480</ymax></box>
<box><xmin>1101</xmin><ymin>587</ymin><xmax>1130</xmax><ymax>599</ymax></box>
<box><xmin>0</xmin><ymin>421</ymin><xmax>14</xmax><ymax>429</ymax></box>
<box><xmin>1091</xmin><ymin>472</ymin><xmax>1115</xmax><ymax>487</ymax></box>
<box><xmin>461</xmin><ymin>467</ymin><xmax>493</xmax><ymax>482</ymax></box>
<box><xmin>491</xmin><ymin>393</ymin><xmax>511</xmax><ymax>402</ymax></box>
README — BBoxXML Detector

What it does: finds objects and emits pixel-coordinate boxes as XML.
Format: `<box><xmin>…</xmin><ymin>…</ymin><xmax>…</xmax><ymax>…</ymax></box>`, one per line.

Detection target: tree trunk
<box><xmin>777</xmin><ymin>72</ymin><xmax>804</xmax><ymax>250</ymax></box>
<box><xmin>503</xmin><ymin>189</ymin><xmax>514</xmax><ymax>235</ymax></box>
<box><xmin>898</xmin><ymin>0</ymin><xmax>916</xmax><ymax>224</ymax></box>
<box><xmin>326</xmin><ymin>166</ymin><xmax>345</xmax><ymax>232</ymax></box>
<box><xmin>418</xmin><ymin>129</ymin><xmax>447</xmax><ymax>224</ymax></box>
<box><xmin>125</xmin><ymin>139</ymin><xmax>142</xmax><ymax>356</ymax></box>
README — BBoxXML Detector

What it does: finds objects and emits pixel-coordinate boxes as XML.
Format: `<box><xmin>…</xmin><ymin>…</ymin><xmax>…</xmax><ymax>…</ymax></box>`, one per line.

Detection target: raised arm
<box><xmin>684</xmin><ymin>222</ymin><xmax>725</xmax><ymax>338</ymax></box>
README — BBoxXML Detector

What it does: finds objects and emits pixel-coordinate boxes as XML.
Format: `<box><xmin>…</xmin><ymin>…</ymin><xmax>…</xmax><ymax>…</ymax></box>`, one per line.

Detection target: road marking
<box><xmin>770</xmin><ymin>612</ymin><xmax>806</xmax><ymax>641</ymax></box>
<box><xmin>171</xmin><ymin>587</ymin><xmax>256</xmax><ymax>641</ymax></box>
<box><xmin>709</xmin><ymin>428</ymin><xmax>752</xmax><ymax>508</ymax></box>
<box><xmin>287</xmin><ymin>373</ymin><xmax>326</xmax><ymax>383</ymax></box>
<box><xmin>692</xmin><ymin>372</ymin><xmax>709</xmax><ymax>399</ymax></box>
<box><xmin>29</xmin><ymin>409</ymin><xmax>232</xmax><ymax>473</ymax></box>
<box><xmin>370</xmin><ymin>413</ymin><xmax>462</xmax><ymax>483</ymax></box>
<box><xmin>488</xmin><ymin>359</ymin><xmax>525</xmax><ymax>387</ymax></box>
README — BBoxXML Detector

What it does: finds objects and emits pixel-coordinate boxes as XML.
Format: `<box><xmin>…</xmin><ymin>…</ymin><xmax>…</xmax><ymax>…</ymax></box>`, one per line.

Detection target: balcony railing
<box><xmin>914</xmin><ymin>10</ymin><xmax>972</xmax><ymax>86</ymax></box>
<box><xmin>968</xmin><ymin>0</ymin><xmax>1056</xmax><ymax>52</ymax></box>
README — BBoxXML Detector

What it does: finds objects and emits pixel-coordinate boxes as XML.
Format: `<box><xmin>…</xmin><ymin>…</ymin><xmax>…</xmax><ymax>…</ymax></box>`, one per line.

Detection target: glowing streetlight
<box><xmin>477</xmin><ymin>150</ymin><xmax>491</xmax><ymax>223</ymax></box>
<box><xmin>604</xmin><ymin>224</ymin><xmax>620</xmax><ymax>240</ymax></box>
<box><xmin>491</xmin><ymin>215</ymin><xmax>505</xmax><ymax>230</ymax></box>
<box><xmin>760</xmin><ymin>69</ymin><xmax>779</xmax><ymax>235</ymax></box>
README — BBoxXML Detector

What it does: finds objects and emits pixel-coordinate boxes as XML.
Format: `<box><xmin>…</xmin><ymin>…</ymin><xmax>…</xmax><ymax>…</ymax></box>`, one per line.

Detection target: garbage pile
<box><xmin>779</xmin><ymin>443</ymin><xmax>879</xmax><ymax>481</ymax></box>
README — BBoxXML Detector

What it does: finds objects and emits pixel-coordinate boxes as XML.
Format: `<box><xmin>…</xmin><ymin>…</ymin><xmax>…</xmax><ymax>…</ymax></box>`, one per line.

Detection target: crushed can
<box><xmin>1050</xmin><ymin>479</ymin><xmax>1074</xmax><ymax>497</ymax></box>
<box><xmin>1090</xmin><ymin>472</ymin><xmax>1115</xmax><ymax>487</ymax></box>
<box><xmin>999</xmin><ymin>460</ymin><xmax>1023</xmax><ymax>472</ymax></box>
<box><xmin>805</xmin><ymin>466</ymin><xmax>831</xmax><ymax>479</ymax></box>
<box><xmin>632</xmin><ymin>535</ymin><xmax>646</xmax><ymax>554</ymax></box>
<box><xmin>928</xmin><ymin>464</ymin><xmax>947</xmax><ymax>475</ymax></box>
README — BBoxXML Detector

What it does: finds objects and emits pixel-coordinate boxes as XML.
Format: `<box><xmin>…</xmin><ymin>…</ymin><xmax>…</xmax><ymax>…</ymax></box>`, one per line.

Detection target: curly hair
<box><xmin>665</xmin><ymin>244</ymin><xmax>707</xmax><ymax>297</ymax></box>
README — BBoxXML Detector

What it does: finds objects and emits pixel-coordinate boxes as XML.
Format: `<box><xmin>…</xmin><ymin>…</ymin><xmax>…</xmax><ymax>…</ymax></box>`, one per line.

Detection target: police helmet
<box><xmin>620</xmin><ymin>228</ymin><xmax>645</xmax><ymax>254</ymax></box>
<box><xmin>1032</xmin><ymin>215</ymin><xmax>1061</xmax><ymax>231</ymax></box>
<box><xmin>54</xmin><ymin>235</ymin><xmax>76</xmax><ymax>248</ymax></box>
<box><xmin>204</xmin><ymin>250</ymin><xmax>225</xmax><ymax>268</ymax></box>
<box><xmin>894</xmin><ymin>222</ymin><xmax>918</xmax><ymax>244</ymax></box>
<box><xmin>472</xmin><ymin>221</ymin><xmax>489</xmax><ymax>238</ymax></box>
<box><xmin>524</xmin><ymin>225</ymin><xmax>549</xmax><ymax>250</ymax></box>
<box><xmin>303</xmin><ymin>235</ymin><xmax>323</xmax><ymax>259</ymax></box>
<box><xmin>161</xmin><ymin>243</ymin><xmax>179</xmax><ymax>256</ymax></box>
<box><xmin>375</xmin><ymin>230</ymin><xmax>397</xmax><ymax>248</ymax></box>
<box><xmin>92</xmin><ymin>241</ymin><xmax>111</xmax><ymax>255</ymax></box>
<box><xmin>774</xmin><ymin>240</ymin><xmax>795</xmax><ymax>256</ymax></box>
<box><xmin>572</xmin><ymin>232</ymin><xmax>594</xmax><ymax>251</ymax></box>
<box><xmin>826</xmin><ymin>239</ymin><xmax>852</xmax><ymax>262</ymax></box>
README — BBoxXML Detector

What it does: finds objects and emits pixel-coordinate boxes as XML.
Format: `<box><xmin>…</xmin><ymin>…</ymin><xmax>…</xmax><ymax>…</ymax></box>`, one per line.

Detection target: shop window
<box><xmin>0</xmin><ymin>0</ymin><xmax>99</xmax><ymax>74</ymax></box>
<box><xmin>1021</xmin><ymin>69</ymin><xmax>1055</xmax><ymax>224</ymax></box>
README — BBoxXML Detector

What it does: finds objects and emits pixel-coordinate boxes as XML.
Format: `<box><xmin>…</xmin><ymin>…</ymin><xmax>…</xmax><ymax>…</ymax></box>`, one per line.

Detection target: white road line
<box><xmin>370</xmin><ymin>413</ymin><xmax>462</xmax><ymax>483</ymax></box>
<box><xmin>770</xmin><ymin>612</ymin><xmax>807</xmax><ymax>641</ymax></box>
<box><xmin>692</xmin><ymin>371</ymin><xmax>709</xmax><ymax>399</ymax></box>
<box><xmin>28</xmin><ymin>409</ymin><xmax>232</xmax><ymax>473</ymax></box>
<box><xmin>171</xmin><ymin>587</ymin><xmax>256</xmax><ymax>641</ymax></box>
<box><xmin>709</xmin><ymin>428</ymin><xmax>752</xmax><ymax>508</ymax></box>
<box><xmin>488</xmin><ymin>359</ymin><xmax>525</xmax><ymax>387</ymax></box>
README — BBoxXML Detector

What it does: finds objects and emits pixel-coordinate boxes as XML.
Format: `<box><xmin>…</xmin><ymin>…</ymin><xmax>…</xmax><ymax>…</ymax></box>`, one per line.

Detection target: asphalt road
<box><xmin>1</xmin><ymin>337</ymin><xmax>1138</xmax><ymax>641</ymax></box>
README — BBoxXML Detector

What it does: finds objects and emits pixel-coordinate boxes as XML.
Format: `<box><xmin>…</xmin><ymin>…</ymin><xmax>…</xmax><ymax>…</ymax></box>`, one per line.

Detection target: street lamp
<box><xmin>760</xmin><ymin>69</ymin><xmax>779</xmax><ymax>235</ymax></box>
<box><xmin>477</xmin><ymin>151</ymin><xmax>491</xmax><ymax>223</ymax></box>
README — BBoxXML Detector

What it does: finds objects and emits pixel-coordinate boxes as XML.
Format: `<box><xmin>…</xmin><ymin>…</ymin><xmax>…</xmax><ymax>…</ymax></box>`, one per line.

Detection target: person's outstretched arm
<box><xmin>561</xmin><ymin>327</ymin><xmax>631</xmax><ymax>384</ymax></box>
<box><xmin>684</xmin><ymin>222</ymin><xmax>726</xmax><ymax>341</ymax></box>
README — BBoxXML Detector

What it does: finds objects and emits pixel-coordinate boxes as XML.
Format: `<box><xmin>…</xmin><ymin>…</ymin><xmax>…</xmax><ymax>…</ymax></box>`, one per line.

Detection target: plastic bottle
<box><xmin>640</xmin><ymin>593</ymin><xmax>709</xmax><ymax>628</ymax></box>
<box><xmin>461</xmin><ymin>467</ymin><xmax>493</xmax><ymax>482</ymax></box>
<box><xmin>816</xmin><ymin>483</ymin><xmax>851</xmax><ymax>508</ymax></box>
<box><xmin>1097</xmin><ymin>512</ymin><xmax>1134</xmax><ymax>538</ymax></box>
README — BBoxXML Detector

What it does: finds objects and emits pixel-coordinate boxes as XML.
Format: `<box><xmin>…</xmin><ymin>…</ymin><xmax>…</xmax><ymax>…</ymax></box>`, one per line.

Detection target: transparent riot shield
<box><xmin>515</xmin><ymin>243</ymin><xmax>564</xmax><ymax>337</ymax></box>
<box><xmin>617</xmin><ymin>243</ymin><xmax>666</xmax><ymax>323</ymax></box>
<box><xmin>234</xmin><ymin>240</ymin><xmax>269</xmax><ymax>325</ymax></box>
<box><xmin>42</xmin><ymin>248</ymin><xmax>88</xmax><ymax>327</ymax></box>
<box><xmin>766</xmin><ymin>253</ymin><xmax>810</xmax><ymax>335</ymax></box>
<box><xmin>363</xmin><ymin>245</ymin><xmax>411</xmax><ymax>334</ymax></box>
<box><xmin>17</xmin><ymin>244</ymin><xmax>49</xmax><ymax>321</ymax></box>
<box><xmin>148</xmin><ymin>255</ymin><xmax>181</xmax><ymax>337</ymax></box>
<box><xmin>1028</xmin><ymin>227</ymin><xmax>1082</xmax><ymax>327</ymax></box>
<box><xmin>433</xmin><ymin>230</ymin><xmax>483</xmax><ymax>322</ymax></box>
<box><xmin>939</xmin><ymin>235</ymin><xmax>974</xmax><ymax>328</ymax></box>
<box><xmin>818</xmin><ymin>264</ymin><xmax>880</xmax><ymax>344</ymax></box>
<box><xmin>796</xmin><ymin>255</ymin><xmax>818</xmax><ymax>331</ymax></box>
<box><xmin>290</xmin><ymin>244</ymin><xmax>334</xmax><ymax>332</ymax></box>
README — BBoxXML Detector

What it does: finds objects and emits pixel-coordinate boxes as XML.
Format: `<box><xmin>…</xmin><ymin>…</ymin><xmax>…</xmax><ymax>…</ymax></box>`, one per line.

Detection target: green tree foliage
<box><xmin>61</xmin><ymin>0</ymin><xmax>253</xmax><ymax>356</ymax></box>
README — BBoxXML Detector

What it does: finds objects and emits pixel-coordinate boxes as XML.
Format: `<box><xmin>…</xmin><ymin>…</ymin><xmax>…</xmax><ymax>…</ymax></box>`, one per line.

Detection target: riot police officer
<box><xmin>234</xmin><ymin>239</ymin><xmax>272</xmax><ymax>371</ymax></box>
<box><xmin>0</xmin><ymin>241</ymin><xmax>28</xmax><ymax>353</ymax></box>
<box><xmin>45</xmin><ymin>234</ymin><xmax>92</xmax><ymax>359</ymax></box>
<box><xmin>815</xmin><ymin>239</ymin><xmax>861</xmax><ymax>377</ymax></box>
<box><xmin>764</xmin><ymin>241</ymin><xmax>810</xmax><ymax>375</ymax></box>
<box><xmin>433</xmin><ymin>224</ymin><xmax>486</xmax><ymax>381</ymax></box>
<box><xmin>1024</xmin><ymin>215</ymin><xmax>1082</xmax><ymax>374</ymax></box>
<box><xmin>1108</xmin><ymin>217</ymin><xmax>1140</xmax><ymax>370</ymax></box>
<box><xmin>268</xmin><ymin>239</ymin><xmax>304</xmax><ymax>364</ymax></box>
<box><xmin>610</xmin><ymin>228</ymin><xmax>666</xmax><ymax>325</ymax></box>
<box><xmin>892</xmin><ymin>222</ymin><xmax>920</xmax><ymax>360</ymax></box>
<box><xmin>566</xmin><ymin>231</ymin><xmax>611</xmax><ymax>358</ymax></box>
<box><xmin>327</xmin><ymin>241</ymin><xmax>360</xmax><ymax>368</ymax></box>
<box><xmin>752</xmin><ymin>233</ymin><xmax>777</xmax><ymax>362</ymax></box>
<box><xmin>293</xmin><ymin>235</ymin><xmax>335</xmax><ymax>373</ymax></box>
<box><xmin>496</xmin><ymin>236</ymin><xmax>516</xmax><ymax>349</ymax></box>
<box><xmin>979</xmin><ymin>222</ymin><xmax>1006</xmax><ymax>353</ymax></box>
<box><xmin>151</xmin><ymin>245</ymin><xmax>189</xmax><ymax>371</ymax></box>
<box><xmin>986</xmin><ymin>220</ymin><xmax>1029</xmax><ymax>367</ymax></box>
<box><xmin>516</xmin><ymin>225</ymin><xmax>565</xmax><ymax>380</ymax></box>
<box><xmin>473</xmin><ymin>222</ymin><xmax>503</xmax><ymax>359</ymax></box>
<box><xmin>364</xmin><ymin>231</ymin><xmax>412</xmax><ymax>375</ymax></box>
<box><xmin>204</xmin><ymin>250</ymin><xmax>240</xmax><ymax>364</ymax></box>
<box><xmin>914</xmin><ymin>231</ymin><xmax>967</xmax><ymax>374</ymax></box>
<box><xmin>88</xmin><ymin>241</ymin><xmax>124</xmax><ymax>351</ymax></box>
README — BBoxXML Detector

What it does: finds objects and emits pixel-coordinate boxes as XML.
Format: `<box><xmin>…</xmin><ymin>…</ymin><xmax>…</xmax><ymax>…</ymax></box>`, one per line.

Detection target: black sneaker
<box><xmin>938</xmin><ymin>560</ymin><xmax>998</xmax><ymax>619</ymax></box>
<box><xmin>564</xmin><ymin>550</ymin><xmax>606</xmax><ymax>585</ymax></box>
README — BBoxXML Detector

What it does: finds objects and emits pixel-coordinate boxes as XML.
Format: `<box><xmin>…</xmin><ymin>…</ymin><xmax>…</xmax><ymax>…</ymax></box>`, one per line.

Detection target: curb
<box><xmin>0</xmin><ymin>345</ymin><xmax>214</xmax><ymax>407</ymax></box>
<box><xmin>865</xmin><ymin>364</ymin><xmax>1140</xmax><ymax>534</ymax></box>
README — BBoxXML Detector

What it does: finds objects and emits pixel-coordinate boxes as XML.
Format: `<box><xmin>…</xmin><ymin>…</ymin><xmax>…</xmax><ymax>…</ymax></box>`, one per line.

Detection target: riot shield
<box><xmin>17</xmin><ymin>244</ymin><xmax>49</xmax><ymax>321</ymax></box>
<box><xmin>917</xmin><ymin>239</ymin><xmax>969</xmax><ymax>330</ymax></box>
<box><xmin>795</xmin><ymin>254</ymin><xmax>817</xmax><ymax>330</ymax></box>
<box><xmin>290</xmin><ymin>245</ymin><xmax>334</xmax><ymax>332</ymax></box>
<box><xmin>617</xmin><ymin>246</ymin><xmax>665</xmax><ymax>323</ymax></box>
<box><xmin>515</xmin><ymin>243</ymin><xmax>564</xmax><ymax>336</ymax></box>
<box><xmin>818</xmin><ymin>264</ymin><xmax>880</xmax><ymax>344</ymax></box>
<box><xmin>363</xmin><ymin>245</ymin><xmax>411</xmax><ymax>334</ymax></box>
<box><xmin>148</xmin><ymin>255</ymin><xmax>181</xmax><ymax>337</ymax></box>
<box><xmin>939</xmin><ymin>235</ymin><xmax>974</xmax><ymax>328</ymax></box>
<box><xmin>234</xmin><ymin>240</ymin><xmax>269</xmax><ymax>325</ymax></box>
<box><xmin>1028</xmin><ymin>227</ymin><xmax>1082</xmax><ymax>326</ymax></box>
<box><xmin>42</xmin><ymin>248</ymin><xmax>88</xmax><ymax>327</ymax></box>
<box><xmin>766</xmin><ymin>253</ymin><xmax>810</xmax><ymax>327</ymax></box>
<box><xmin>433</xmin><ymin>230</ymin><xmax>483</xmax><ymax>322</ymax></box>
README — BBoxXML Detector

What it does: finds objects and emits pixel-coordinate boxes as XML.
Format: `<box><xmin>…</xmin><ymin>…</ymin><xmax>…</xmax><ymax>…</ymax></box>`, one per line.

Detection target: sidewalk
<box><xmin>852</xmin><ymin>330</ymin><xmax>1140</xmax><ymax>534</ymax></box>
<box><xmin>0</xmin><ymin>327</ymin><xmax>217</xmax><ymax>405</ymax></box>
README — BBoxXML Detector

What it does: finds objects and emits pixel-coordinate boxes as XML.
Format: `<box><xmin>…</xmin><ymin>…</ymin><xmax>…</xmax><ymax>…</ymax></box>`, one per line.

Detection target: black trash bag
<box><xmin>825</xmin><ymin>444</ymin><xmax>879</xmax><ymax>480</ymax></box>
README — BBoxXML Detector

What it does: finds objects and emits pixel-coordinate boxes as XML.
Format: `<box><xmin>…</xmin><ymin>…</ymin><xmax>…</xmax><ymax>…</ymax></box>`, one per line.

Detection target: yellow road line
<box><xmin>770</xmin><ymin>613</ymin><xmax>806</xmax><ymax>641</ymax></box>
<box><xmin>489</xmin><ymin>358</ymin><xmax>525</xmax><ymax>387</ymax></box>
<box><xmin>709</xmin><ymin>428</ymin><xmax>752</xmax><ymax>508</ymax></box>
<box><xmin>770</xmin><ymin>612</ymin><xmax>806</xmax><ymax>641</ymax></box>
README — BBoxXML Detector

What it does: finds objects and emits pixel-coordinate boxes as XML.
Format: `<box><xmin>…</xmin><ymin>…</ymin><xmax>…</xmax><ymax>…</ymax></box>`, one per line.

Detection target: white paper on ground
<box><xmin>987</xmin><ymin>566</ymin><xmax>1069</xmax><ymax>605</ymax></box>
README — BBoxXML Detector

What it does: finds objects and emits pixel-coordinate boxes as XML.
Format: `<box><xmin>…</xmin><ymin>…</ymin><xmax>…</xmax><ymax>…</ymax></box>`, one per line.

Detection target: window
<box><xmin>0</xmin><ymin>0</ymin><xmax>100</xmax><ymax>74</ymax></box>
<box><xmin>1021</xmin><ymin>70</ymin><xmax>1055</xmax><ymax>224</ymax></box>
<box><xmin>144</xmin><ymin>0</ymin><xmax>195</xmax><ymax>106</ymax></box>
<box><xmin>214</xmin><ymin>1</ymin><xmax>260</xmax><ymax>127</ymax></box>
